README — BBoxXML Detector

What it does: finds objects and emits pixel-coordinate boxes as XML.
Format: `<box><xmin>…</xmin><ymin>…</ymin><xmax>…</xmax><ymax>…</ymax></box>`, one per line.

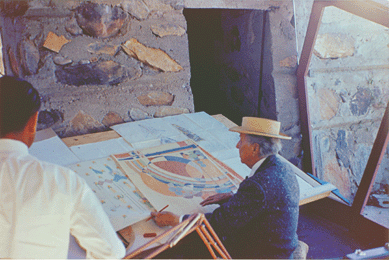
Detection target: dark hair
<box><xmin>0</xmin><ymin>76</ymin><xmax>41</xmax><ymax>137</ymax></box>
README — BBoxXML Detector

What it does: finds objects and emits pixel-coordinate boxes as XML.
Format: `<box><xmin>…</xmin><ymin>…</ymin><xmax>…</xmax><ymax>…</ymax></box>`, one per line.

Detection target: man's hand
<box><xmin>150</xmin><ymin>211</ymin><xmax>180</xmax><ymax>227</ymax></box>
<box><xmin>200</xmin><ymin>192</ymin><xmax>233</xmax><ymax>206</ymax></box>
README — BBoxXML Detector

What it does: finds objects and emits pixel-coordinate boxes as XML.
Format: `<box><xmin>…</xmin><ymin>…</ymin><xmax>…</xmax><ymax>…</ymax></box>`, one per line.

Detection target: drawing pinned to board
<box><xmin>112</xmin><ymin>140</ymin><xmax>243</xmax><ymax>216</ymax></box>
<box><xmin>68</xmin><ymin>157</ymin><xmax>155</xmax><ymax>231</ymax></box>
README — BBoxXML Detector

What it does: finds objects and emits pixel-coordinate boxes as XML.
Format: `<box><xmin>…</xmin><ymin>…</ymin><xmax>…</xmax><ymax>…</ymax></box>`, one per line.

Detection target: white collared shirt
<box><xmin>248</xmin><ymin>157</ymin><xmax>267</xmax><ymax>178</ymax></box>
<box><xmin>0</xmin><ymin>139</ymin><xmax>125</xmax><ymax>259</ymax></box>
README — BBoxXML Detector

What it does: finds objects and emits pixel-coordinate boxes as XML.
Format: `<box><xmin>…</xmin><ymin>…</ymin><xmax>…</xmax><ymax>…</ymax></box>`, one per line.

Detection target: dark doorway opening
<box><xmin>183</xmin><ymin>8</ymin><xmax>276</xmax><ymax>125</ymax></box>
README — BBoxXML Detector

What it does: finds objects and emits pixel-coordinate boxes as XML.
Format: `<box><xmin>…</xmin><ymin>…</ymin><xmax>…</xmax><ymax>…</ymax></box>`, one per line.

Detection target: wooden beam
<box><xmin>61</xmin><ymin>130</ymin><xmax>121</xmax><ymax>147</ymax></box>
<box><xmin>320</xmin><ymin>0</ymin><xmax>389</xmax><ymax>28</ymax></box>
<box><xmin>351</xmin><ymin>101</ymin><xmax>389</xmax><ymax>215</ymax></box>
<box><xmin>296</xmin><ymin>1</ymin><xmax>326</xmax><ymax>175</ymax></box>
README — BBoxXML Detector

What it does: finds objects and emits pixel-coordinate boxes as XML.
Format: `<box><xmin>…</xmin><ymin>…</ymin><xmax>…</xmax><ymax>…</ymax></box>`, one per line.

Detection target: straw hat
<box><xmin>229</xmin><ymin>117</ymin><xmax>291</xmax><ymax>140</ymax></box>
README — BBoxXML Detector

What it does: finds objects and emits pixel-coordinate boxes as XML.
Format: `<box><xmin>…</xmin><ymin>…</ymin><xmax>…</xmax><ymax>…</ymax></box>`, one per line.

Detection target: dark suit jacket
<box><xmin>189</xmin><ymin>154</ymin><xmax>300</xmax><ymax>259</ymax></box>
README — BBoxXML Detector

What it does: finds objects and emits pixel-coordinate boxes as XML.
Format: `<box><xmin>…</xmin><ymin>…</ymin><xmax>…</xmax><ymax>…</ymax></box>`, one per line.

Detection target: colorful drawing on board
<box><xmin>68</xmin><ymin>157</ymin><xmax>156</xmax><ymax>231</ymax></box>
<box><xmin>112</xmin><ymin>140</ymin><xmax>243</xmax><ymax>215</ymax></box>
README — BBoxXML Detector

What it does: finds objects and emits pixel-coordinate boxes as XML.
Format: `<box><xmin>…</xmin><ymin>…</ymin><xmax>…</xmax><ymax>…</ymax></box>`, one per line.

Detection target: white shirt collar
<box><xmin>248</xmin><ymin>157</ymin><xmax>267</xmax><ymax>178</ymax></box>
<box><xmin>0</xmin><ymin>139</ymin><xmax>29</xmax><ymax>154</ymax></box>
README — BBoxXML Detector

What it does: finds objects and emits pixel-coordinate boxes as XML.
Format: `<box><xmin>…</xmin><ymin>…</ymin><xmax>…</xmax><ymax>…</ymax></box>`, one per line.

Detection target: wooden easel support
<box><xmin>124</xmin><ymin>213</ymin><xmax>231</xmax><ymax>259</ymax></box>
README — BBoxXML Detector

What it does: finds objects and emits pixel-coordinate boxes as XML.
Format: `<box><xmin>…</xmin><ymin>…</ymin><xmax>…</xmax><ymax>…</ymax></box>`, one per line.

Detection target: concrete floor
<box><xmin>297</xmin><ymin>207</ymin><xmax>365</xmax><ymax>259</ymax></box>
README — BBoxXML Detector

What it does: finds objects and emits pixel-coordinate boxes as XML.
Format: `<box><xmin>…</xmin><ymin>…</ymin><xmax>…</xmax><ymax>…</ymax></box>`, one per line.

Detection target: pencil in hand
<box><xmin>146</xmin><ymin>204</ymin><xmax>169</xmax><ymax>222</ymax></box>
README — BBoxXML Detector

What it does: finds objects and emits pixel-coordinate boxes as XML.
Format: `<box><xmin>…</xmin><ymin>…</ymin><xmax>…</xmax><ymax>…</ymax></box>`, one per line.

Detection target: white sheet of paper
<box><xmin>184</xmin><ymin>111</ymin><xmax>228</xmax><ymax>130</ymax></box>
<box><xmin>296</xmin><ymin>174</ymin><xmax>313</xmax><ymax>191</ymax></box>
<box><xmin>162</xmin><ymin>114</ymin><xmax>205</xmax><ymax>135</ymax></box>
<box><xmin>29</xmin><ymin>129</ymin><xmax>80</xmax><ymax>166</ymax></box>
<box><xmin>130</xmin><ymin>134</ymin><xmax>188</xmax><ymax>150</ymax></box>
<box><xmin>208</xmin><ymin>128</ymin><xmax>240</xmax><ymax>149</ymax></box>
<box><xmin>194</xmin><ymin>130</ymin><xmax>228</xmax><ymax>153</ymax></box>
<box><xmin>222</xmin><ymin>157</ymin><xmax>251</xmax><ymax>179</ymax></box>
<box><xmin>70</xmin><ymin>138</ymin><xmax>134</xmax><ymax>161</ymax></box>
<box><xmin>211</xmin><ymin>148</ymin><xmax>240</xmax><ymax>161</ymax></box>
<box><xmin>112</xmin><ymin>118</ymin><xmax>186</xmax><ymax>144</ymax></box>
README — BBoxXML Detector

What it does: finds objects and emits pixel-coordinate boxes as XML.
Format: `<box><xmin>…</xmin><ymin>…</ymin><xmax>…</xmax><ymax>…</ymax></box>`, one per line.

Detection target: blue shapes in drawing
<box><xmin>167</xmin><ymin>183</ymin><xmax>205</xmax><ymax>199</ymax></box>
<box><xmin>113</xmin><ymin>174</ymin><xmax>127</xmax><ymax>182</ymax></box>
<box><xmin>168</xmin><ymin>185</ymin><xmax>184</xmax><ymax>196</ymax></box>
<box><xmin>161</xmin><ymin>137</ymin><xmax>176</xmax><ymax>144</ymax></box>
<box><xmin>105</xmin><ymin>165</ymin><xmax>114</xmax><ymax>175</ymax></box>
<box><xmin>164</xmin><ymin>155</ymin><xmax>190</xmax><ymax>164</ymax></box>
<box><xmin>91</xmin><ymin>168</ymin><xmax>104</xmax><ymax>174</ymax></box>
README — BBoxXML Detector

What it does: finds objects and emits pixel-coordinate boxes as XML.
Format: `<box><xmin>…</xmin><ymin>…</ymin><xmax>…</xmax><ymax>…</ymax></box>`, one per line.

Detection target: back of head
<box><xmin>0</xmin><ymin>76</ymin><xmax>41</xmax><ymax>137</ymax></box>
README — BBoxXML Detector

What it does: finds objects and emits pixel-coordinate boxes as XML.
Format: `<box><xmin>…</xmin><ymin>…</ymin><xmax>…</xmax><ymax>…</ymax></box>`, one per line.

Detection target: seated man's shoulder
<box><xmin>252</xmin><ymin>156</ymin><xmax>299</xmax><ymax>192</ymax></box>
<box><xmin>269</xmin><ymin>154</ymin><xmax>292</xmax><ymax>167</ymax></box>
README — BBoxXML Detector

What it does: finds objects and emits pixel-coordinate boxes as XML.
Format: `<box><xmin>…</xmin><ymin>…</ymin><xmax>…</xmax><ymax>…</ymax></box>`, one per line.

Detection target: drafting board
<box><xmin>112</xmin><ymin>139</ymin><xmax>244</xmax><ymax>216</ymax></box>
<box><xmin>59</xmin><ymin>113</ymin><xmax>338</xmax><ymax>258</ymax></box>
<box><xmin>61</xmin><ymin>113</ymin><xmax>338</xmax><ymax>209</ymax></box>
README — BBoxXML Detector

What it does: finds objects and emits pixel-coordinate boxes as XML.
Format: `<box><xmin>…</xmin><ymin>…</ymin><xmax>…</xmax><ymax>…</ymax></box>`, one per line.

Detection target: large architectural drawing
<box><xmin>112</xmin><ymin>140</ymin><xmax>244</xmax><ymax>215</ymax></box>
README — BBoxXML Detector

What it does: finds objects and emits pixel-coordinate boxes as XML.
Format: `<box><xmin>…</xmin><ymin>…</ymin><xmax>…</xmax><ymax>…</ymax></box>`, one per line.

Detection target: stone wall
<box><xmin>0</xmin><ymin>0</ymin><xmax>303</xmax><ymax>166</ymax></box>
<box><xmin>268</xmin><ymin>1</ymin><xmax>301</xmax><ymax>167</ymax></box>
<box><xmin>4</xmin><ymin>0</ymin><xmax>382</xmax><ymax>205</ymax></box>
<box><xmin>0</xmin><ymin>0</ymin><xmax>193</xmax><ymax>137</ymax></box>
<box><xmin>302</xmin><ymin>6</ymin><xmax>389</xmax><ymax>202</ymax></box>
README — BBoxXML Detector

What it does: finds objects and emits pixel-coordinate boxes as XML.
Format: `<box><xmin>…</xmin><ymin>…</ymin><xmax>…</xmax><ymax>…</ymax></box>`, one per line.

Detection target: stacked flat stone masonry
<box><xmin>0</xmin><ymin>0</ymin><xmax>303</xmax><ymax>178</ymax></box>
<box><xmin>0</xmin><ymin>0</ymin><xmax>193</xmax><ymax>137</ymax></box>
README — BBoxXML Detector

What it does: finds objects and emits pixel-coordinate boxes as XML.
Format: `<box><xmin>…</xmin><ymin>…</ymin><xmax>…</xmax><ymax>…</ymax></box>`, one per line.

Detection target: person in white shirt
<box><xmin>0</xmin><ymin>76</ymin><xmax>126</xmax><ymax>259</ymax></box>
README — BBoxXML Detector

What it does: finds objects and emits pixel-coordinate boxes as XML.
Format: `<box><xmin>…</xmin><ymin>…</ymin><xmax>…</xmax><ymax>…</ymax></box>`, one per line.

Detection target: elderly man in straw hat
<box><xmin>151</xmin><ymin>117</ymin><xmax>300</xmax><ymax>259</ymax></box>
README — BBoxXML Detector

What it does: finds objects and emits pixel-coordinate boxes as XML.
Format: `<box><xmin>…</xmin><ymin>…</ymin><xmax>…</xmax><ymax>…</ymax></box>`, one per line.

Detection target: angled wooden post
<box><xmin>296</xmin><ymin>0</ymin><xmax>327</xmax><ymax>175</ymax></box>
<box><xmin>330</xmin><ymin>0</ymin><xmax>389</xmax><ymax>28</ymax></box>
<box><xmin>351</xmin><ymin>102</ymin><xmax>389</xmax><ymax>215</ymax></box>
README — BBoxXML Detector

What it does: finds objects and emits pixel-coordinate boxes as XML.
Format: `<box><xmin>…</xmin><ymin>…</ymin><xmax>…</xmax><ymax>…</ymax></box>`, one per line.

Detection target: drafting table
<box><xmin>30</xmin><ymin>113</ymin><xmax>337</xmax><ymax>258</ymax></box>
